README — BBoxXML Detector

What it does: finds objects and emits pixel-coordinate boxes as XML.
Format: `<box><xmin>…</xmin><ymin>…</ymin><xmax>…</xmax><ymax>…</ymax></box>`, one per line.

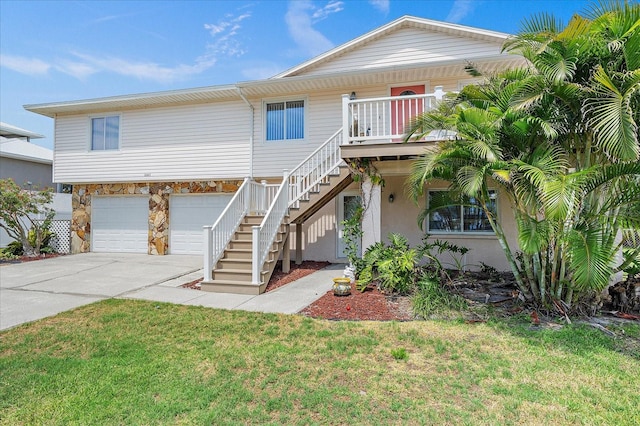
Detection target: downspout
<box><xmin>236</xmin><ymin>87</ymin><xmax>254</xmax><ymax>178</ymax></box>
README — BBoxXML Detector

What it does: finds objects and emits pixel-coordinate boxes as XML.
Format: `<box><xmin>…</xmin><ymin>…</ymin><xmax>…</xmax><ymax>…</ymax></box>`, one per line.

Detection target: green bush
<box><xmin>411</xmin><ymin>273</ymin><xmax>467</xmax><ymax>318</ymax></box>
<box><xmin>356</xmin><ymin>234</ymin><xmax>419</xmax><ymax>294</ymax></box>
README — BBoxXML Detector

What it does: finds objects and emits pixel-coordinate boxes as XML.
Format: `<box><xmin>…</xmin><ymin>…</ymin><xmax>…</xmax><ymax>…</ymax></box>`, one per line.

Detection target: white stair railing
<box><xmin>288</xmin><ymin>128</ymin><xmax>343</xmax><ymax>209</ymax></box>
<box><xmin>203</xmin><ymin>177</ymin><xmax>265</xmax><ymax>282</ymax></box>
<box><xmin>252</xmin><ymin>170</ymin><xmax>290</xmax><ymax>284</ymax></box>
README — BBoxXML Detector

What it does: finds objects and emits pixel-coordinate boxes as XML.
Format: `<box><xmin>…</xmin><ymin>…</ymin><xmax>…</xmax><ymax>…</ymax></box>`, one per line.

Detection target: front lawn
<box><xmin>1</xmin><ymin>299</ymin><xmax>638</xmax><ymax>425</ymax></box>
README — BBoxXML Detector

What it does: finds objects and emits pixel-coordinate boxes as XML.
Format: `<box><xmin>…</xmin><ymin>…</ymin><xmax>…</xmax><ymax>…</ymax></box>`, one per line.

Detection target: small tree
<box><xmin>0</xmin><ymin>179</ymin><xmax>54</xmax><ymax>257</ymax></box>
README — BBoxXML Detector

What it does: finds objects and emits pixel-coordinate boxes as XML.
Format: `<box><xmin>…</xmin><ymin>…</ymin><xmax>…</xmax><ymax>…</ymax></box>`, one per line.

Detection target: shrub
<box><xmin>356</xmin><ymin>234</ymin><xmax>419</xmax><ymax>294</ymax></box>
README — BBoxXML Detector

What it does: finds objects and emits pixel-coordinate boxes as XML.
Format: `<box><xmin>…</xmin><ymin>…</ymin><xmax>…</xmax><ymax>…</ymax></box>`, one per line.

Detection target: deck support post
<box><xmin>282</xmin><ymin>224</ymin><xmax>291</xmax><ymax>273</ymax></box>
<box><xmin>295</xmin><ymin>222</ymin><xmax>303</xmax><ymax>265</ymax></box>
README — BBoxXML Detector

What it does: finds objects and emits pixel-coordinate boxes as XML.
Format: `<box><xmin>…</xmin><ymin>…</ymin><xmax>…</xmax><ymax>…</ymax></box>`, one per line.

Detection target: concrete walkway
<box><xmin>0</xmin><ymin>253</ymin><xmax>341</xmax><ymax>331</ymax></box>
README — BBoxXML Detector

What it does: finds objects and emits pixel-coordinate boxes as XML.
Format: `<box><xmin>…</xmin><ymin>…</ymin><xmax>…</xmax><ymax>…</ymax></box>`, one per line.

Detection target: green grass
<box><xmin>1</xmin><ymin>299</ymin><xmax>639</xmax><ymax>425</ymax></box>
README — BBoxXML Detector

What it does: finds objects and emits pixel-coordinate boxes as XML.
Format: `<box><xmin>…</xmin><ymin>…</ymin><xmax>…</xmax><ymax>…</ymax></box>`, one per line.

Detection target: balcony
<box><xmin>340</xmin><ymin>86</ymin><xmax>454</xmax><ymax>161</ymax></box>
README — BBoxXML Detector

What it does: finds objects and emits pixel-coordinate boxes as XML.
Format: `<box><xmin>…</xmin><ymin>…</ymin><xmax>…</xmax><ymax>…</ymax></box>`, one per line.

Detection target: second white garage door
<box><xmin>170</xmin><ymin>194</ymin><xmax>233</xmax><ymax>255</ymax></box>
<box><xmin>92</xmin><ymin>196</ymin><xmax>148</xmax><ymax>253</ymax></box>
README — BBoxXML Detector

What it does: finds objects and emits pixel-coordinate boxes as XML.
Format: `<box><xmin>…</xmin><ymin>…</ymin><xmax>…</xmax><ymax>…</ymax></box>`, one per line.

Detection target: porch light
<box><xmin>388</xmin><ymin>193</ymin><xmax>394</xmax><ymax>203</ymax></box>
<box><xmin>349</xmin><ymin>92</ymin><xmax>357</xmax><ymax>100</ymax></box>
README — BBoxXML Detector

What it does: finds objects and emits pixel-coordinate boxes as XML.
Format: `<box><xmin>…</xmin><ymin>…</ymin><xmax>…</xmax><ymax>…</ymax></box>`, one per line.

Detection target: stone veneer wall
<box><xmin>71</xmin><ymin>180</ymin><xmax>241</xmax><ymax>255</ymax></box>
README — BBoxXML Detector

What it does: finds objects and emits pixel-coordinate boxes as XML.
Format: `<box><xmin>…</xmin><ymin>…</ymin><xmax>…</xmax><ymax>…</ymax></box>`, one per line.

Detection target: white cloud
<box><xmin>446</xmin><ymin>0</ymin><xmax>478</xmax><ymax>23</ymax></box>
<box><xmin>204</xmin><ymin>12</ymin><xmax>252</xmax><ymax>58</ymax></box>
<box><xmin>286</xmin><ymin>1</ymin><xmax>341</xmax><ymax>57</ymax></box>
<box><xmin>369</xmin><ymin>0</ymin><xmax>389</xmax><ymax>14</ymax></box>
<box><xmin>0</xmin><ymin>54</ymin><xmax>51</xmax><ymax>76</ymax></box>
<box><xmin>55</xmin><ymin>60</ymin><xmax>98</xmax><ymax>80</ymax></box>
<box><xmin>311</xmin><ymin>1</ymin><xmax>344</xmax><ymax>22</ymax></box>
<box><xmin>1</xmin><ymin>10</ymin><xmax>253</xmax><ymax>84</ymax></box>
<box><xmin>70</xmin><ymin>52</ymin><xmax>217</xmax><ymax>83</ymax></box>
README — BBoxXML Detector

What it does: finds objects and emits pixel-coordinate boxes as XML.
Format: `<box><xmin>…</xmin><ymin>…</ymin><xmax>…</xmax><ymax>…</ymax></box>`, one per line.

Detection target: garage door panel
<box><xmin>170</xmin><ymin>195</ymin><xmax>232</xmax><ymax>255</ymax></box>
<box><xmin>92</xmin><ymin>197</ymin><xmax>148</xmax><ymax>253</ymax></box>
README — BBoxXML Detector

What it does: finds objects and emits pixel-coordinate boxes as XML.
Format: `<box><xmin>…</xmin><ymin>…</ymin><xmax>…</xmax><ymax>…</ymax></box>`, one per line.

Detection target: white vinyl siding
<box><xmin>301</xmin><ymin>28</ymin><xmax>503</xmax><ymax>76</ymax></box>
<box><xmin>53</xmin><ymin>101</ymin><xmax>250</xmax><ymax>183</ymax></box>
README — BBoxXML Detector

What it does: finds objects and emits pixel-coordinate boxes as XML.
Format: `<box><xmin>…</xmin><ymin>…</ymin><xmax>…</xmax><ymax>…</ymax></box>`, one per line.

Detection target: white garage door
<box><xmin>92</xmin><ymin>196</ymin><xmax>148</xmax><ymax>253</ymax></box>
<box><xmin>170</xmin><ymin>194</ymin><xmax>233</xmax><ymax>255</ymax></box>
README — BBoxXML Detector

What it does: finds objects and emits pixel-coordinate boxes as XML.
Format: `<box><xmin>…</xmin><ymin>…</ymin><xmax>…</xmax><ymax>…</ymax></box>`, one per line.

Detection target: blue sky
<box><xmin>1</xmin><ymin>0</ymin><xmax>592</xmax><ymax>149</ymax></box>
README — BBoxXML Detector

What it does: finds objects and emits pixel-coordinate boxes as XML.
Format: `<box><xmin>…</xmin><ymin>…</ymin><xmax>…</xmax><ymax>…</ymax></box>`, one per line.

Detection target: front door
<box><xmin>337</xmin><ymin>191</ymin><xmax>362</xmax><ymax>259</ymax></box>
<box><xmin>391</xmin><ymin>84</ymin><xmax>426</xmax><ymax>139</ymax></box>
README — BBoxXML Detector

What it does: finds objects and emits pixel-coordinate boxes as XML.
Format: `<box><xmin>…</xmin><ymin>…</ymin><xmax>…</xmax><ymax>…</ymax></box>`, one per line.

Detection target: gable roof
<box><xmin>273</xmin><ymin>15</ymin><xmax>511</xmax><ymax>78</ymax></box>
<box><xmin>24</xmin><ymin>16</ymin><xmax>521</xmax><ymax>118</ymax></box>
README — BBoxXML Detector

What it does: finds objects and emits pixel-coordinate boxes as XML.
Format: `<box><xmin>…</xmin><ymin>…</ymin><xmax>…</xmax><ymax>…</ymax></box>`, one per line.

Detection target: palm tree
<box><xmin>406</xmin><ymin>0</ymin><xmax>640</xmax><ymax>312</ymax></box>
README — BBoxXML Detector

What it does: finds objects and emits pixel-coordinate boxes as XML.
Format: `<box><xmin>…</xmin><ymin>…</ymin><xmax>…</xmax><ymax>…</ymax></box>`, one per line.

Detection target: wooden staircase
<box><xmin>288</xmin><ymin>166</ymin><xmax>353</xmax><ymax>224</ymax></box>
<box><xmin>201</xmin><ymin>127</ymin><xmax>346</xmax><ymax>295</ymax></box>
<box><xmin>201</xmin><ymin>215</ymin><xmax>289</xmax><ymax>295</ymax></box>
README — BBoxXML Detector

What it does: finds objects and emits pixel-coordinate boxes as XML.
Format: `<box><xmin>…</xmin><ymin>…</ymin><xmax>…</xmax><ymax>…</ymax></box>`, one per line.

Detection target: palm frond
<box><xmin>516</xmin><ymin>216</ymin><xmax>551</xmax><ymax>255</ymax></box>
<box><xmin>567</xmin><ymin>224</ymin><xmax>616</xmax><ymax>291</ymax></box>
<box><xmin>585</xmin><ymin>66</ymin><xmax>640</xmax><ymax>161</ymax></box>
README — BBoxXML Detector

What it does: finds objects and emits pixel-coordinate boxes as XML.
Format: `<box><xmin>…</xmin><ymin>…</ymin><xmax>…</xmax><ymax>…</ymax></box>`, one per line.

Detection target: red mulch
<box><xmin>182</xmin><ymin>260</ymin><xmax>413</xmax><ymax>320</ymax></box>
<box><xmin>300</xmin><ymin>282</ymin><xmax>414</xmax><ymax>321</ymax></box>
<box><xmin>264</xmin><ymin>261</ymin><xmax>330</xmax><ymax>292</ymax></box>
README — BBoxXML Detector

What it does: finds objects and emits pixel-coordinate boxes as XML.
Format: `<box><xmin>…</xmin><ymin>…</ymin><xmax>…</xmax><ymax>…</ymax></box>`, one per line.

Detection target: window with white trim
<box><xmin>91</xmin><ymin>115</ymin><xmax>120</xmax><ymax>151</ymax></box>
<box><xmin>427</xmin><ymin>190</ymin><xmax>496</xmax><ymax>233</ymax></box>
<box><xmin>265</xmin><ymin>99</ymin><xmax>305</xmax><ymax>141</ymax></box>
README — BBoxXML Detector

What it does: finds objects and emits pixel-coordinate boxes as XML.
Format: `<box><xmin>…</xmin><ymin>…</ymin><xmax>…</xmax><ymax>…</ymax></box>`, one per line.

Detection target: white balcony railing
<box><xmin>341</xmin><ymin>86</ymin><xmax>446</xmax><ymax>145</ymax></box>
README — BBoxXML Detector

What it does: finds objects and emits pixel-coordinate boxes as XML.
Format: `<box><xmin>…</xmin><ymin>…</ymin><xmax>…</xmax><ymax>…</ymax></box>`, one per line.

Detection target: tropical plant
<box><xmin>406</xmin><ymin>1</ymin><xmax>640</xmax><ymax>313</ymax></box>
<box><xmin>0</xmin><ymin>179</ymin><xmax>55</xmax><ymax>257</ymax></box>
<box><xmin>356</xmin><ymin>233</ymin><xmax>420</xmax><ymax>294</ymax></box>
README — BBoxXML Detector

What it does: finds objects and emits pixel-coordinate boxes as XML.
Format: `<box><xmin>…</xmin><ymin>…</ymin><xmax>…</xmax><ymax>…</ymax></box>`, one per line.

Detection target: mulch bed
<box><xmin>300</xmin><ymin>283</ymin><xmax>415</xmax><ymax>321</ymax></box>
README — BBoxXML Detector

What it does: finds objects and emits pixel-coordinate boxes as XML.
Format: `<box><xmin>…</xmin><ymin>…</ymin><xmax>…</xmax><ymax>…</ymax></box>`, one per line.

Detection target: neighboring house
<box><xmin>25</xmin><ymin>16</ymin><xmax>527</xmax><ymax>293</ymax></box>
<box><xmin>0</xmin><ymin>122</ymin><xmax>52</xmax><ymax>190</ymax></box>
<box><xmin>0</xmin><ymin>122</ymin><xmax>72</xmax><ymax>248</ymax></box>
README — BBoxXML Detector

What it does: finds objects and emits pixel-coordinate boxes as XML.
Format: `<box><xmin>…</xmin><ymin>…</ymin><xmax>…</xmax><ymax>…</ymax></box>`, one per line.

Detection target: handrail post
<box><xmin>342</xmin><ymin>94</ymin><xmax>350</xmax><ymax>145</ymax></box>
<box><xmin>260</xmin><ymin>179</ymin><xmax>267</xmax><ymax>214</ymax></box>
<box><xmin>203</xmin><ymin>225</ymin><xmax>213</xmax><ymax>282</ymax></box>
<box><xmin>252</xmin><ymin>225</ymin><xmax>260</xmax><ymax>284</ymax></box>
<box><xmin>244</xmin><ymin>176</ymin><xmax>251</xmax><ymax>214</ymax></box>
<box><xmin>282</xmin><ymin>169</ymin><xmax>289</xmax><ymax>205</ymax></box>
<box><xmin>433</xmin><ymin>85</ymin><xmax>445</xmax><ymax>102</ymax></box>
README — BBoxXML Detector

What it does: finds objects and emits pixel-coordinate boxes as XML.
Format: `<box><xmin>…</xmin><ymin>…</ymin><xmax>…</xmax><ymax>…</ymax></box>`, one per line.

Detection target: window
<box><xmin>91</xmin><ymin>115</ymin><xmax>120</xmax><ymax>150</ymax></box>
<box><xmin>265</xmin><ymin>100</ymin><xmax>305</xmax><ymax>141</ymax></box>
<box><xmin>427</xmin><ymin>190</ymin><xmax>496</xmax><ymax>233</ymax></box>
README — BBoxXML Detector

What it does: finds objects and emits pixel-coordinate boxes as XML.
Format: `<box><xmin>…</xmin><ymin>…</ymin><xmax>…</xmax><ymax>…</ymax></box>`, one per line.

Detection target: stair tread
<box><xmin>214</xmin><ymin>268</ymin><xmax>265</xmax><ymax>273</ymax></box>
<box><xmin>205</xmin><ymin>279</ymin><xmax>262</xmax><ymax>286</ymax></box>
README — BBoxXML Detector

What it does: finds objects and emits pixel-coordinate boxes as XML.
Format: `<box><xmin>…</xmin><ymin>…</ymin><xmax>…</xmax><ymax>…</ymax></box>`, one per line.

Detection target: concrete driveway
<box><xmin>0</xmin><ymin>253</ymin><xmax>202</xmax><ymax>331</ymax></box>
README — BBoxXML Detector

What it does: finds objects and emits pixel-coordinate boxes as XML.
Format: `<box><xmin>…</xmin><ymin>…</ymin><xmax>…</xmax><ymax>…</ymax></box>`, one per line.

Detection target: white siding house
<box><xmin>25</xmin><ymin>16</ymin><xmax>526</xmax><ymax>271</ymax></box>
